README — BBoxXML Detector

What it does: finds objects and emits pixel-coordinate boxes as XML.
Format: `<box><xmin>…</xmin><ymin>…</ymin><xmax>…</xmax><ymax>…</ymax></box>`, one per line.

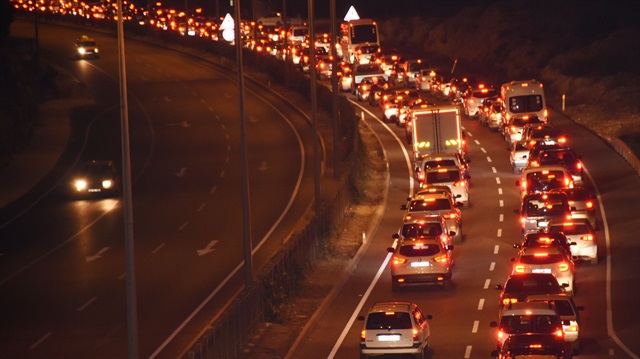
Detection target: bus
<box><xmin>500</xmin><ymin>79</ymin><xmax>548</xmax><ymax>122</ymax></box>
<box><xmin>338</xmin><ymin>19</ymin><xmax>380</xmax><ymax>64</ymax></box>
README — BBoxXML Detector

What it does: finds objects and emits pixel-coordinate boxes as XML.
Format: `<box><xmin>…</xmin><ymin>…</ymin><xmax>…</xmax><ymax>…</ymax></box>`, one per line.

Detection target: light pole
<box><xmin>308</xmin><ymin>0</ymin><xmax>321</xmax><ymax>215</ymax></box>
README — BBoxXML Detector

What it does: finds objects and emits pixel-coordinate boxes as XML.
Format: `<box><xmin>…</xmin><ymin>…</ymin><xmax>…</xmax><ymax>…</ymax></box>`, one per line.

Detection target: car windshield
<box><xmin>366</xmin><ymin>312</ymin><xmax>412</xmax><ymax>330</ymax></box>
<box><xmin>402</xmin><ymin>222</ymin><xmax>443</xmax><ymax>237</ymax></box>
<box><xmin>500</xmin><ymin>314</ymin><xmax>562</xmax><ymax>334</ymax></box>
<box><xmin>524</xmin><ymin>198</ymin><xmax>568</xmax><ymax>217</ymax></box>
<box><xmin>426</xmin><ymin>170</ymin><xmax>461</xmax><ymax>184</ymax></box>
<box><xmin>409</xmin><ymin>198</ymin><xmax>451</xmax><ymax>211</ymax></box>
<box><xmin>539</xmin><ymin>150</ymin><xmax>577</xmax><ymax>164</ymax></box>
<box><xmin>78</xmin><ymin>41</ymin><xmax>96</xmax><ymax>47</ymax></box>
<box><xmin>399</xmin><ymin>243</ymin><xmax>442</xmax><ymax>257</ymax></box>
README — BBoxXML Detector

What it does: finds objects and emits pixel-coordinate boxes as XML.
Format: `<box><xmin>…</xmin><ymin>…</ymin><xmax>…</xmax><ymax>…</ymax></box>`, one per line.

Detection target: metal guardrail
<box><xmin>606</xmin><ymin>137</ymin><xmax>640</xmax><ymax>177</ymax></box>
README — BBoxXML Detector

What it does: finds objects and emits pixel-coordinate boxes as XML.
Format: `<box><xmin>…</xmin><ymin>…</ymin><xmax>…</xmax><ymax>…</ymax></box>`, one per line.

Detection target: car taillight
<box><xmin>393</xmin><ymin>256</ymin><xmax>407</xmax><ymax>265</ymax></box>
<box><xmin>498</xmin><ymin>330</ymin><xmax>504</xmax><ymax>339</ymax></box>
<box><xmin>413</xmin><ymin>328</ymin><xmax>419</xmax><ymax>341</ymax></box>
<box><xmin>581</xmin><ymin>234</ymin><xmax>594</xmax><ymax>241</ymax></box>
<box><xmin>514</xmin><ymin>265</ymin><xmax>525</xmax><ymax>273</ymax></box>
<box><xmin>443</xmin><ymin>213</ymin><xmax>457</xmax><ymax>220</ymax></box>
<box><xmin>576</xmin><ymin>162</ymin><xmax>582</xmax><ymax>169</ymax></box>
<box><xmin>564</xmin><ymin>322</ymin><xmax>579</xmax><ymax>333</ymax></box>
<box><xmin>586</xmin><ymin>201</ymin><xmax>594</xmax><ymax>209</ymax></box>
<box><xmin>453</xmin><ymin>180</ymin><xmax>465</xmax><ymax>187</ymax></box>
<box><xmin>521</xmin><ymin>181</ymin><xmax>527</xmax><ymax>190</ymax></box>
<box><xmin>361</xmin><ymin>330</ymin><xmax>366</xmax><ymax>342</ymax></box>
<box><xmin>502</xmin><ymin>298</ymin><xmax>517</xmax><ymax>306</ymax></box>
<box><xmin>558</xmin><ymin>137</ymin><xmax>567</xmax><ymax>144</ymax></box>
<box><xmin>433</xmin><ymin>254</ymin><xmax>448</xmax><ymax>263</ymax></box>
<box><xmin>555</xmin><ymin>329</ymin><xmax>564</xmax><ymax>338</ymax></box>
<box><xmin>558</xmin><ymin>262</ymin><xmax>570</xmax><ymax>272</ymax></box>
<box><xmin>418</xmin><ymin>173</ymin><xmax>425</xmax><ymax>181</ymax></box>
<box><xmin>530</xmin><ymin>160</ymin><xmax>539</xmax><ymax>167</ymax></box>
<box><xmin>511</xmin><ymin>125</ymin><xmax>517</xmax><ymax>133</ymax></box>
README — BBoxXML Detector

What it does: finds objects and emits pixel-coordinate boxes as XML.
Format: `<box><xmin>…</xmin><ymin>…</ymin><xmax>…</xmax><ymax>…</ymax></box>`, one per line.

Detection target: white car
<box><xmin>546</xmin><ymin>219</ymin><xmax>598</xmax><ymax>264</ymax></box>
<box><xmin>463</xmin><ymin>87</ymin><xmax>498</xmax><ymax>117</ymax></box>
<box><xmin>415</xmin><ymin>68</ymin><xmax>436</xmax><ymax>91</ymax></box>
<box><xmin>358</xmin><ymin>302</ymin><xmax>431</xmax><ymax>358</ymax></box>
<box><xmin>388</xmin><ymin>237</ymin><xmax>454</xmax><ymax>291</ymax></box>
<box><xmin>510</xmin><ymin>245</ymin><xmax>575</xmax><ymax>295</ymax></box>
<box><xmin>401</xmin><ymin>191</ymin><xmax>462</xmax><ymax>243</ymax></box>
<box><xmin>517</xmin><ymin>164</ymin><xmax>574</xmax><ymax>197</ymax></box>
<box><xmin>526</xmin><ymin>293</ymin><xmax>584</xmax><ymax>353</ymax></box>
<box><xmin>423</xmin><ymin>166</ymin><xmax>470</xmax><ymax>208</ymax></box>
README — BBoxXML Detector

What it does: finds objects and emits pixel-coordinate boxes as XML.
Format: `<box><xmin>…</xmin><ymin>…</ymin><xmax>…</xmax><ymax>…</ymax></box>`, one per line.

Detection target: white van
<box><xmin>500</xmin><ymin>79</ymin><xmax>548</xmax><ymax>122</ymax></box>
<box><xmin>288</xmin><ymin>25</ymin><xmax>308</xmax><ymax>44</ymax></box>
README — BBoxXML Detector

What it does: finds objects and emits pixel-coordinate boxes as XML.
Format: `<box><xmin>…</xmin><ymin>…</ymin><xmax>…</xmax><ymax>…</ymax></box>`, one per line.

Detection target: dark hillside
<box><xmin>378</xmin><ymin>0</ymin><xmax>640</xmax><ymax>147</ymax></box>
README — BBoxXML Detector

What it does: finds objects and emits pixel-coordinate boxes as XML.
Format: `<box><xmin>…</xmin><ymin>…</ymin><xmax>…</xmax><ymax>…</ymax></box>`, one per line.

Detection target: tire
<box><xmin>442</xmin><ymin>279</ymin><xmax>453</xmax><ymax>290</ymax></box>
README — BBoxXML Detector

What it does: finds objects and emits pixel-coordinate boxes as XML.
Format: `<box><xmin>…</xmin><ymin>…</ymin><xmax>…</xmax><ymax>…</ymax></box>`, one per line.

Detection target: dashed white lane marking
<box><xmin>499</xmin><ymin>200</ymin><xmax>504</xmax><ymax>207</ymax></box>
<box><xmin>200</xmin><ymin>99</ymin><xmax>205</xmax><ymax>104</ymax></box>
<box><xmin>478</xmin><ymin>298</ymin><xmax>485</xmax><ymax>310</ymax></box>
<box><xmin>225</xmin><ymin>156</ymin><xmax>230</xmax><ymax>164</ymax></box>
<box><xmin>499</xmin><ymin>214</ymin><xmax>504</xmax><ymax>222</ymax></box>
<box><xmin>498</xmin><ymin>187</ymin><xmax>503</xmax><ymax>195</ymax></box>
<box><xmin>225</xmin><ymin>134</ymin><xmax>229</xmax><ymax>140</ymax></box>
<box><xmin>472</xmin><ymin>320</ymin><xmax>479</xmax><ymax>333</ymax></box>
<box><xmin>496</xmin><ymin>177</ymin><xmax>501</xmax><ymax>184</ymax></box>
<box><xmin>118</xmin><ymin>273</ymin><xmax>126</xmax><ymax>280</ymax></box>
<box><xmin>494</xmin><ymin>245</ymin><xmax>500</xmax><ymax>254</ymax></box>
<box><xmin>464</xmin><ymin>345</ymin><xmax>472</xmax><ymax>358</ymax></box>
<box><xmin>191</xmin><ymin>91</ymin><xmax>197</xmax><ymax>97</ymax></box>
<box><xmin>491</xmin><ymin>166</ymin><xmax>497</xmax><ymax>173</ymax></box>
<box><xmin>197</xmin><ymin>203</ymin><xmax>205</xmax><ymax>212</ymax></box>
<box><xmin>609</xmin><ymin>349</ymin><xmax>615</xmax><ymax>356</ymax></box>
<box><xmin>484</xmin><ymin>279</ymin><xmax>491</xmax><ymax>289</ymax></box>
<box><xmin>481</xmin><ymin>147</ymin><xmax>487</xmax><ymax>153</ymax></box>
<box><xmin>152</xmin><ymin>242</ymin><xmax>165</xmax><ymax>254</ymax></box>
<box><xmin>474</xmin><ymin>139</ymin><xmax>480</xmax><ymax>145</ymax></box>
<box><xmin>490</xmin><ymin>262</ymin><xmax>496</xmax><ymax>271</ymax></box>
<box><xmin>497</xmin><ymin>229</ymin><xmax>502</xmax><ymax>237</ymax></box>
<box><xmin>487</xmin><ymin>156</ymin><xmax>492</xmax><ymax>163</ymax></box>
<box><xmin>210</xmin><ymin>185</ymin><xmax>217</xmax><ymax>194</ymax></box>
<box><xmin>208</xmin><ymin>107</ymin><xmax>214</xmax><ymax>112</ymax></box>
<box><xmin>29</xmin><ymin>332</ymin><xmax>52</xmax><ymax>350</ymax></box>
<box><xmin>219</xmin><ymin>170</ymin><xmax>225</xmax><ymax>178</ymax></box>
<box><xmin>78</xmin><ymin>296</ymin><xmax>97</xmax><ymax>312</ymax></box>
<box><xmin>178</xmin><ymin>222</ymin><xmax>188</xmax><ymax>231</ymax></box>
<box><xmin>227</xmin><ymin>145</ymin><xmax>231</xmax><ymax>151</ymax></box>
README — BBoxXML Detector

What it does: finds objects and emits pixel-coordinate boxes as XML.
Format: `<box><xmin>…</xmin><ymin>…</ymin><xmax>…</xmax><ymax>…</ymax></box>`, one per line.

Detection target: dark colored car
<box><xmin>70</xmin><ymin>160</ymin><xmax>120</xmax><ymax>198</ymax></box>
<box><xmin>491</xmin><ymin>333</ymin><xmax>571</xmax><ymax>358</ymax></box>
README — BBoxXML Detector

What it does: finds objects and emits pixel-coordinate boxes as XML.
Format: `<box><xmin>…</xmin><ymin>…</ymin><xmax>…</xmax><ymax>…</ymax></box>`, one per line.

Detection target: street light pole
<box><xmin>233</xmin><ymin>0</ymin><xmax>254</xmax><ymax>287</ymax></box>
<box><xmin>308</xmin><ymin>0</ymin><xmax>321</xmax><ymax>215</ymax></box>
<box><xmin>115</xmin><ymin>0</ymin><xmax>139</xmax><ymax>358</ymax></box>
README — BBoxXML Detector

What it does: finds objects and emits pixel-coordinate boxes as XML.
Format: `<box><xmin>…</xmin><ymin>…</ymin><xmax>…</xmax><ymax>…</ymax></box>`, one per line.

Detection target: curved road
<box><xmin>1</xmin><ymin>21</ymin><xmax>317</xmax><ymax>358</ymax></box>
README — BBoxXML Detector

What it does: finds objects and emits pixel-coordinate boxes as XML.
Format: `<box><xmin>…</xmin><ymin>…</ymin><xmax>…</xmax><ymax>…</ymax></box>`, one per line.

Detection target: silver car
<box><xmin>401</xmin><ymin>192</ymin><xmax>462</xmax><ymax>243</ymax></box>
<box><xmin>549</xmin><ymin>187</ymin><xmax>597</xmax><ymax>229</ymax></box>
<box><xmin>509</xmin><ymin>140</ymin><xmax>532</xmax><ymax>173</ymax></box>
<box><xmin>517</xmin><ymin>192</ymin><xmax>572</xmax><ymax>235</ymax></box>
<box><xmin>546</xmin><ymin>218</ymin><xmax>598</xmax><ymax>264</ymax></box>
<box><xmin>388</xmin><ymin>237</ymin><xmax>454</xmax><ymax>291</ymax></box>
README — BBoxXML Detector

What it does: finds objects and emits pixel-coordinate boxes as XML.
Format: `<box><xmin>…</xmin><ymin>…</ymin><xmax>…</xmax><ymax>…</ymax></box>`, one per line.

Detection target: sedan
<box><xmin>510</xmin><ymin>246</ymin><xmax>575</xmax><ymax>295</ymax></box>
<box><xmin>70</xmin><ymin>160</ymin><xmax>120</xmax><ymax>198</ymax></box>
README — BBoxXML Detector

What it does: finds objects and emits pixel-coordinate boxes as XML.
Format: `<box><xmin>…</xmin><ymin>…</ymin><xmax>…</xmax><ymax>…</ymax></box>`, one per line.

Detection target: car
<box><xmin>513</xmin><ymin>232</ymin><xmax>576</xmax><ymax>255</ymax></box>
<box><xmin>400</xmin><ymin>59</ymin><xmax>430</xmax><ymax>87</ymax></box>
<box><xmin>490</xmin><ymin>333</ymin><xmax>571</xmax><ymax>358</ymax></box>
<box><xmin>522</xmin><ymin>124</ymin><xmax>568</xmax><ymax>146</ymax></box>
<box><xmin>463</xmin><ymin>86</ymin><xmax>498</xmax><ymax>118</ymax></box>
<box><xmin>358</xmin><ymin>301</ymin><xmax>432</xmax><ymax>358</ymax></box>
<box><xmin>526</xmin><ymin>293</ymin><xmax>584</xmax><ymax>353</ymax></box>
<box><xmin>490</xmin><ymin>301</ymin><xmax>564</xmax><ymax>349</ymax></box>
<box><xmin>414</xmin><ymin>185</ymin><xmax>456</xmax><ymax>200</ymax></box>
<box><xmin>517</xmin><ymin>192</ymin><xmax>573</xmax><ymax>234</ymax></box>
<box><xmin>517</xmin><ymin>165</ymin><xmax>574</xmax><ymax>197</ymax></box>
<box><xmin>414</xmin><ymin>68</ymin><xmax>436</xmax><ymax>91</ymax></box>
<box><xmin>548</xmin><ymin>187</ymin><xmax>596</xmax><ymax>229</ymax></box>
<box><xmin>401</xmin><ymin>191</ymin><xmax>462</xmax><ymax>243</ymax></box>
<box><xmin>495</xmin><ymin>273</ymin><xmax>565</xmax><ymax>314</ymax></box>
<box><xmin>503</xmin><ymin>115</ymin><xmax>544</xmax><ymax>143</ymax></box>
<box><xmin>338</xmin><ymin>64</ymin><xmax>353</xmax><ymax>92</ymax></box>
<box><xmin>394</xmin><ymin>213</ymin><xmax>455</xmax><ymax>246</ymax></box>
<box><xmin>508</xmin><ymin>140</ymin><xmax>533</xmax><ymax>173</ymax></box>
<box><xmin>388</xmin><ymin>236</ymin><xmax>454</xmax><ymax>290</ymax></box>
<box><xmin>315</xmin><ymin>56</ymin><xmax>334</xmax><ymax>80</ymax></box>
<box><xmin>545</xmin><ymin>219</ymin><xmax>598</xmax><ymax>264</ymax></box>
<box><xmin>355</xmin><ymin>76</ymin><xmax>383</xmax><ymax>102</ymax></box>
<box><xmin>367</xmin><ymin>79</ymin><xmax>393</xmax><ymax>106</ymax></box>
<box><xmin>531</xmin><ymin>147</ymin><xmax>584</xmax><ymax>185</ymax></box>
<box><xmin>421</xmin><ymin>166</ymin><xmax>470</xmax><ymax>208</ymax></box>
<box><xmin>415</xmin><ymin>152</ymin><xmax>471</xmax><ymax>186</ymax></box>
<box><xmin>510</xmin><ymin>245</ymin><xmax>575</xmax><ymax>295</ymax></box>
<box><xmin>75</xmin><ymin>35</ymin><xmax>99</xmax><ymax>59</ymax></box>
<box><xmin>256</xmin><ymin>12</ymin><xmax>284</xmax><ymax>27</ymax></box>
<box><xmin>396</xmin><ymin>97</ymin><xmax>424</xmax><ymax>127</ymax></box>
<box><xmin>70</xmin><ymin>160</ymin><xmax>120</xmax><ymax>198</ymax></box>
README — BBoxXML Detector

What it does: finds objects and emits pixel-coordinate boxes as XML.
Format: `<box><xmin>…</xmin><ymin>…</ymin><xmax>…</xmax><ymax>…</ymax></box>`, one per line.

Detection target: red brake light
<box><xmin>412</xmin><ymin>328</ymin><xmax>419</xmax><ymax>340</ymax></box>
<box><xmin>454</xmin><ymin>180</ymin><xmax>465</xmax><ymax>187</ymax></box>
<box><xmin>581</xmin><ymin>235</ymin><xmax>594</xmax><ymax>241</ymax></box>
<box><xmin>361</xmin><ymin>330</ymin><xmax>366</xmax><ymax>342</ymax></box>
<box><xmin>433</xmin><ymin>254</ymin><xmax>448</xmax><ymax>263</ymax></box>
<box><xmin>514</xmin><ymin>265</ymin><xmax>525</xmax><ymax>273</ymax></box>
<box><xmin>586</xmin><ymin>201</ymin><xmax>594</xmax><ymax>209</ymax></box>
<box><xmin>558</xmin><ymin>262</ymin><xmax>570</xmax><ymax>272</ymax></box>
<box><xmin>393</xmin><ymin>256</ymin><xmax>407</xmax><ymax>265</ymax></box>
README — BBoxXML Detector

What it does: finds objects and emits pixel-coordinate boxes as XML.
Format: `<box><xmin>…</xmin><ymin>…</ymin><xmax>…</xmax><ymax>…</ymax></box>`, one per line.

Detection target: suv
<box><xmin>358</xmin><ymin>302</ymin><xmax>431</xmax><ymax>358</ymax></box>
<box><xmin>510</xmin><ymin>245</ymin><xmax>575</xmax><ymax>295</ymax></box>
<box><xmin>401</xmin><ymin>192</ymin><xmax>462</xmax><ymax>243</ymax></box>
<box><xmin>496</xmin><ymin>273</ymin><xmax>565</xmax><ymax>314</ymax></box>
<box><xmin>388</xmin><ymin>237</ymin><xmax>454</xmax><ymax>290</ymax></box>
<box><xmin>415</xmin><ymin>152</ymin><xmax>471</xmax><ymax>184</ymax></box>
<box><xmin>513</xmin><ymin>232</ymin><xmax>575</xmax><ymax>255</ymax></box>
<box><xmin>517</xmin><ymin>165</ymin><xmax>574</xmax><ymax>197</ymax></box>
<box><xmin>517</xmin><ymin>192</ymin><xmax>572</xmax><ymax>234</ymax></box>
<box><xmin>549</xmin><ymin>187</ymin><xmax>596</xmax><ymax>229</ymax></box>
<box><xmin>527</xmin><ymin>293</ymin><xmax>584</xmax><ymax>353</ymax></box>
<box><xmin>490</xmin><ymin>301</ymin><xmax>564</xmax><ymax>349</ymax></box>
<box><xmin>546</xmin><ymin>219</ymin><xmax>598</xmax><ymax>264</ymax></box>
<box><xmin>530</xmin><ymin>147</ymin><xmax>583</xmax><ymax>185</ymax></box>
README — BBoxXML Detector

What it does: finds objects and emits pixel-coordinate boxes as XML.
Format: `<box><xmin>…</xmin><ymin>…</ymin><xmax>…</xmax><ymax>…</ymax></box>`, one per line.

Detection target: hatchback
<box><xmin>546</xmin><ymin>219</ymin><xmax>598</xmax><ymax>264</ymax></box>
<box><xmin>549</xmin><ymin>187</ymin><xmax>596</xmax><ymax>229</ymax></box>
<box><xmin>510</xmin><ymin>246</ymin><xmax>575</xmax><ymax>295</ymax></box>
<box><xmin>402</xmin><ymin>192</ymin><xmax>462</xmax><ymax>243</ymax></box>
<box><xmin>496</xmin><ymin>273</ymin><xmax>565</xmax><ymax>314</ymax></box>
<box><xmin>517</xmin><ymin>192</ymin><xmax>572</xmax><ymax>234</ymax></box>
<box><xmin>358</xmin><ymin>302</ymin><xmax>431</xmax><ymax>358</ymax></box>
<box><xmin>527</xmin><ymin>293</ymin><xmax>584</xmax><ymax>353</ymax></box>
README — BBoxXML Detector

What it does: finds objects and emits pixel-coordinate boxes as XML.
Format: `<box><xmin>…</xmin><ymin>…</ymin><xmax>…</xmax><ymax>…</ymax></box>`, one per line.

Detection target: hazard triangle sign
<box><xmin>220</xmin><ymin>13</ymin><xmax>235</xmax><ymax>30</ymax></box>
<box><xmin>343</xmin><ymin>6</ymin><xmax>360</xmax><ymax>22</ymax></box>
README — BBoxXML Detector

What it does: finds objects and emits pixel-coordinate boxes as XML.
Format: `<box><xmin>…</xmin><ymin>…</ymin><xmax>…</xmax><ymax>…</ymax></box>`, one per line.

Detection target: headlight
<box><xmin>102</xmin><ymin>179</ymin><xmax>113</xmax><ymax>189</ymax></box>
<box><xmin>75</xmin><ymin>179</ymin><xmax>88</xmax><ymax>191</ymax></box>
<box><xmin>78</xmin><ymin>47</ymin><xmax>86</xmax><ymax>54</ymax></box>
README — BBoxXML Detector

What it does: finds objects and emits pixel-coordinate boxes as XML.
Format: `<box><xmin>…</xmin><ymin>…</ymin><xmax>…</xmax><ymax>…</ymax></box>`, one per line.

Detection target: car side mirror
<box><xmin>515</xmin><ymin>180</ymin><xmax>520</xmax><ymax>186</ymax></box>
<box><xmin>490</xmin><ymin>350</ymin><xmax>499</xmax><ymax>358</ymax></box>
<box><xmin>446</xmin><ymin>245</ymin><xmax>454</xmax><ymax>251</ymax></box>
<box><xmin>387</xmin><ymin>247</ymin><xmax>395</xmax><ymax>253</ymax></box>
<box><xmin>509</xmin><ymin>258</ymin><xmax>515</xmax><ymax>262</ymax></box>
<box><xmin>495</xmin><ymin>284</ymin><xmax>503</xmax><ymax>290</ymax></box>
<box><xmin>426</xmin><ymin>314</ymin><xmax>433</xmax><ymax>320</ymax></box>
<box><xmin>357</xmin><ymin>315</ymin><xmax>365</xmax><ymax>321</ymax></box>
<box><xmin>465</xmin><ymin>174</ymin><xmax>471</xmax><ymax>180</ymax></box>
<box><xmin>513</xmin><ymin>209</ymin><xmax>520</xmax><ymax>214</ymax></box>
<box><xmin>465</xmin><ymin>156</ymin><xmax>471</xmax><ymax>163</ymax></box>
<box><xmin>392</xmin><ymin>233</ymin><xmax>399</xmax><ymax>239</ymax></box>
<box><xmin>400</xmin><ymin>204</ymin><xmax>408</xmax><ymax>210</ymax></box>
<box><xmin>577</xmin><ymin>305</ymin><xmax>585</xmax><ymax>311</ymax></box>
<box><xmin>489</xmin><ymin>321</ymin><xmax>498</xmax><ymax>327</ymax></box>
<box><xmin>449</xmin><ymin>231</ymin><xmax>456</xmax><ymax>237</ymax></box>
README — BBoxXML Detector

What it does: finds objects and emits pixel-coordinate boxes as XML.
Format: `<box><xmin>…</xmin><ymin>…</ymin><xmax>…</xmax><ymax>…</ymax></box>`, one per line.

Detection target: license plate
<box><xmin>532</xmin><ymin>268</ymin><xmax>552</xmax><ymax>274</ymax></box>
<box><xmin>411</xmin><ymin>262</ymin><xmax>431</xmax><ymax>267</ymax></box>
<box><xmin>377</xmin><ymin>334</ymin><xmax>401</xmax><ymax>341</ymax></box>
<box><xmin>537</xmin><ymin>221</ymin><xmax>549</xmax><ymax>227</ymax></box>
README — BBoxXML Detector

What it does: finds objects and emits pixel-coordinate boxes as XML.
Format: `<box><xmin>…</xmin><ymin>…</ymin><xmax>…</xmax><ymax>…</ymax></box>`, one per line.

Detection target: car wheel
<box><xmin>360</xmin><ymin>354</ymin><xmax>368</xmax><ymax>359</ymax></box>
<box><xmin>442</xmin><ymin>279</ymin><xmax>453</xmax><ymax>290</ymax></box>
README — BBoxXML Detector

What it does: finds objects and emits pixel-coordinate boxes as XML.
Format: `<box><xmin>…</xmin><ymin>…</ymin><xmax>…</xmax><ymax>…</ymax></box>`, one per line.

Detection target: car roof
<box><xmin>501</xmin><ymin>301</ymin><xmax>558</xmax><ymax>316</ymax></box>
<box><xmin>368</xmin><ymin>301</ymin><xmax>413</xmax><ymax>313</ymax></box>
<box><xmin>412</xmin><ymin>191</ymin><xmax>451</xmax><ymax>201</ymax></box>
<box><xmin>424</xmin><ymin>165</ymin><xmax>461</xmax><ymax>173</ymax></box>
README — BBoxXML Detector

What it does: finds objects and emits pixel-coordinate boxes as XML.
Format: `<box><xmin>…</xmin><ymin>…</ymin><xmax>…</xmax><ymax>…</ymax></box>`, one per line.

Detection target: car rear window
<box><xmin>524</xmin><ymin>198</ymin><xmax>568</xmax><ymax>217</ymax></box>
<box><xmin>410</xmin><ymin>198</ymin><xmax>451</xmax><ymax>211</ymax></box>
<box><xmin>519</xmin><ymin>253</ymin><xmax>565</xmax><ymax>265</ymax></box>
<box><xmin>500</xmin><ymin>314</ymin><xmax>562</xmax><ymax>334</ymax></box>
<box><xmin>550</xmin><ymin>300</ymin><xmax>576</xmax><ymax>316</ymax></box>
<box><xmin>402</xmin><ymin>223</ymin><xmax>443</xmax><ymax>237</ymax></box>
<box><xmin>424</xmin><ymin>160</ymin><xmax>457</xmax><ymax>169</ymax></box>
<box><xmin>366</xmin><ymin>312</ymin><xmax>412</xmax><ymax>329</ymax></box>
<box><xmin>504</xmin><ymin>275</ymin><xmax>561</xmax><ymax>294</ymax></box>
<box><xmin>399</xmin><ymin>243</ymin><xmax>442</xmax><ymax>257</ymax></box>
<box><xmin>426</xmin><ymin>170</ymin><xmax>461</xmax><ymax>183</ymax></box>
<box><xmin>547</xmin><ymin>224</ymin><xmax>590</xmax><ymax>235</ymax></box>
